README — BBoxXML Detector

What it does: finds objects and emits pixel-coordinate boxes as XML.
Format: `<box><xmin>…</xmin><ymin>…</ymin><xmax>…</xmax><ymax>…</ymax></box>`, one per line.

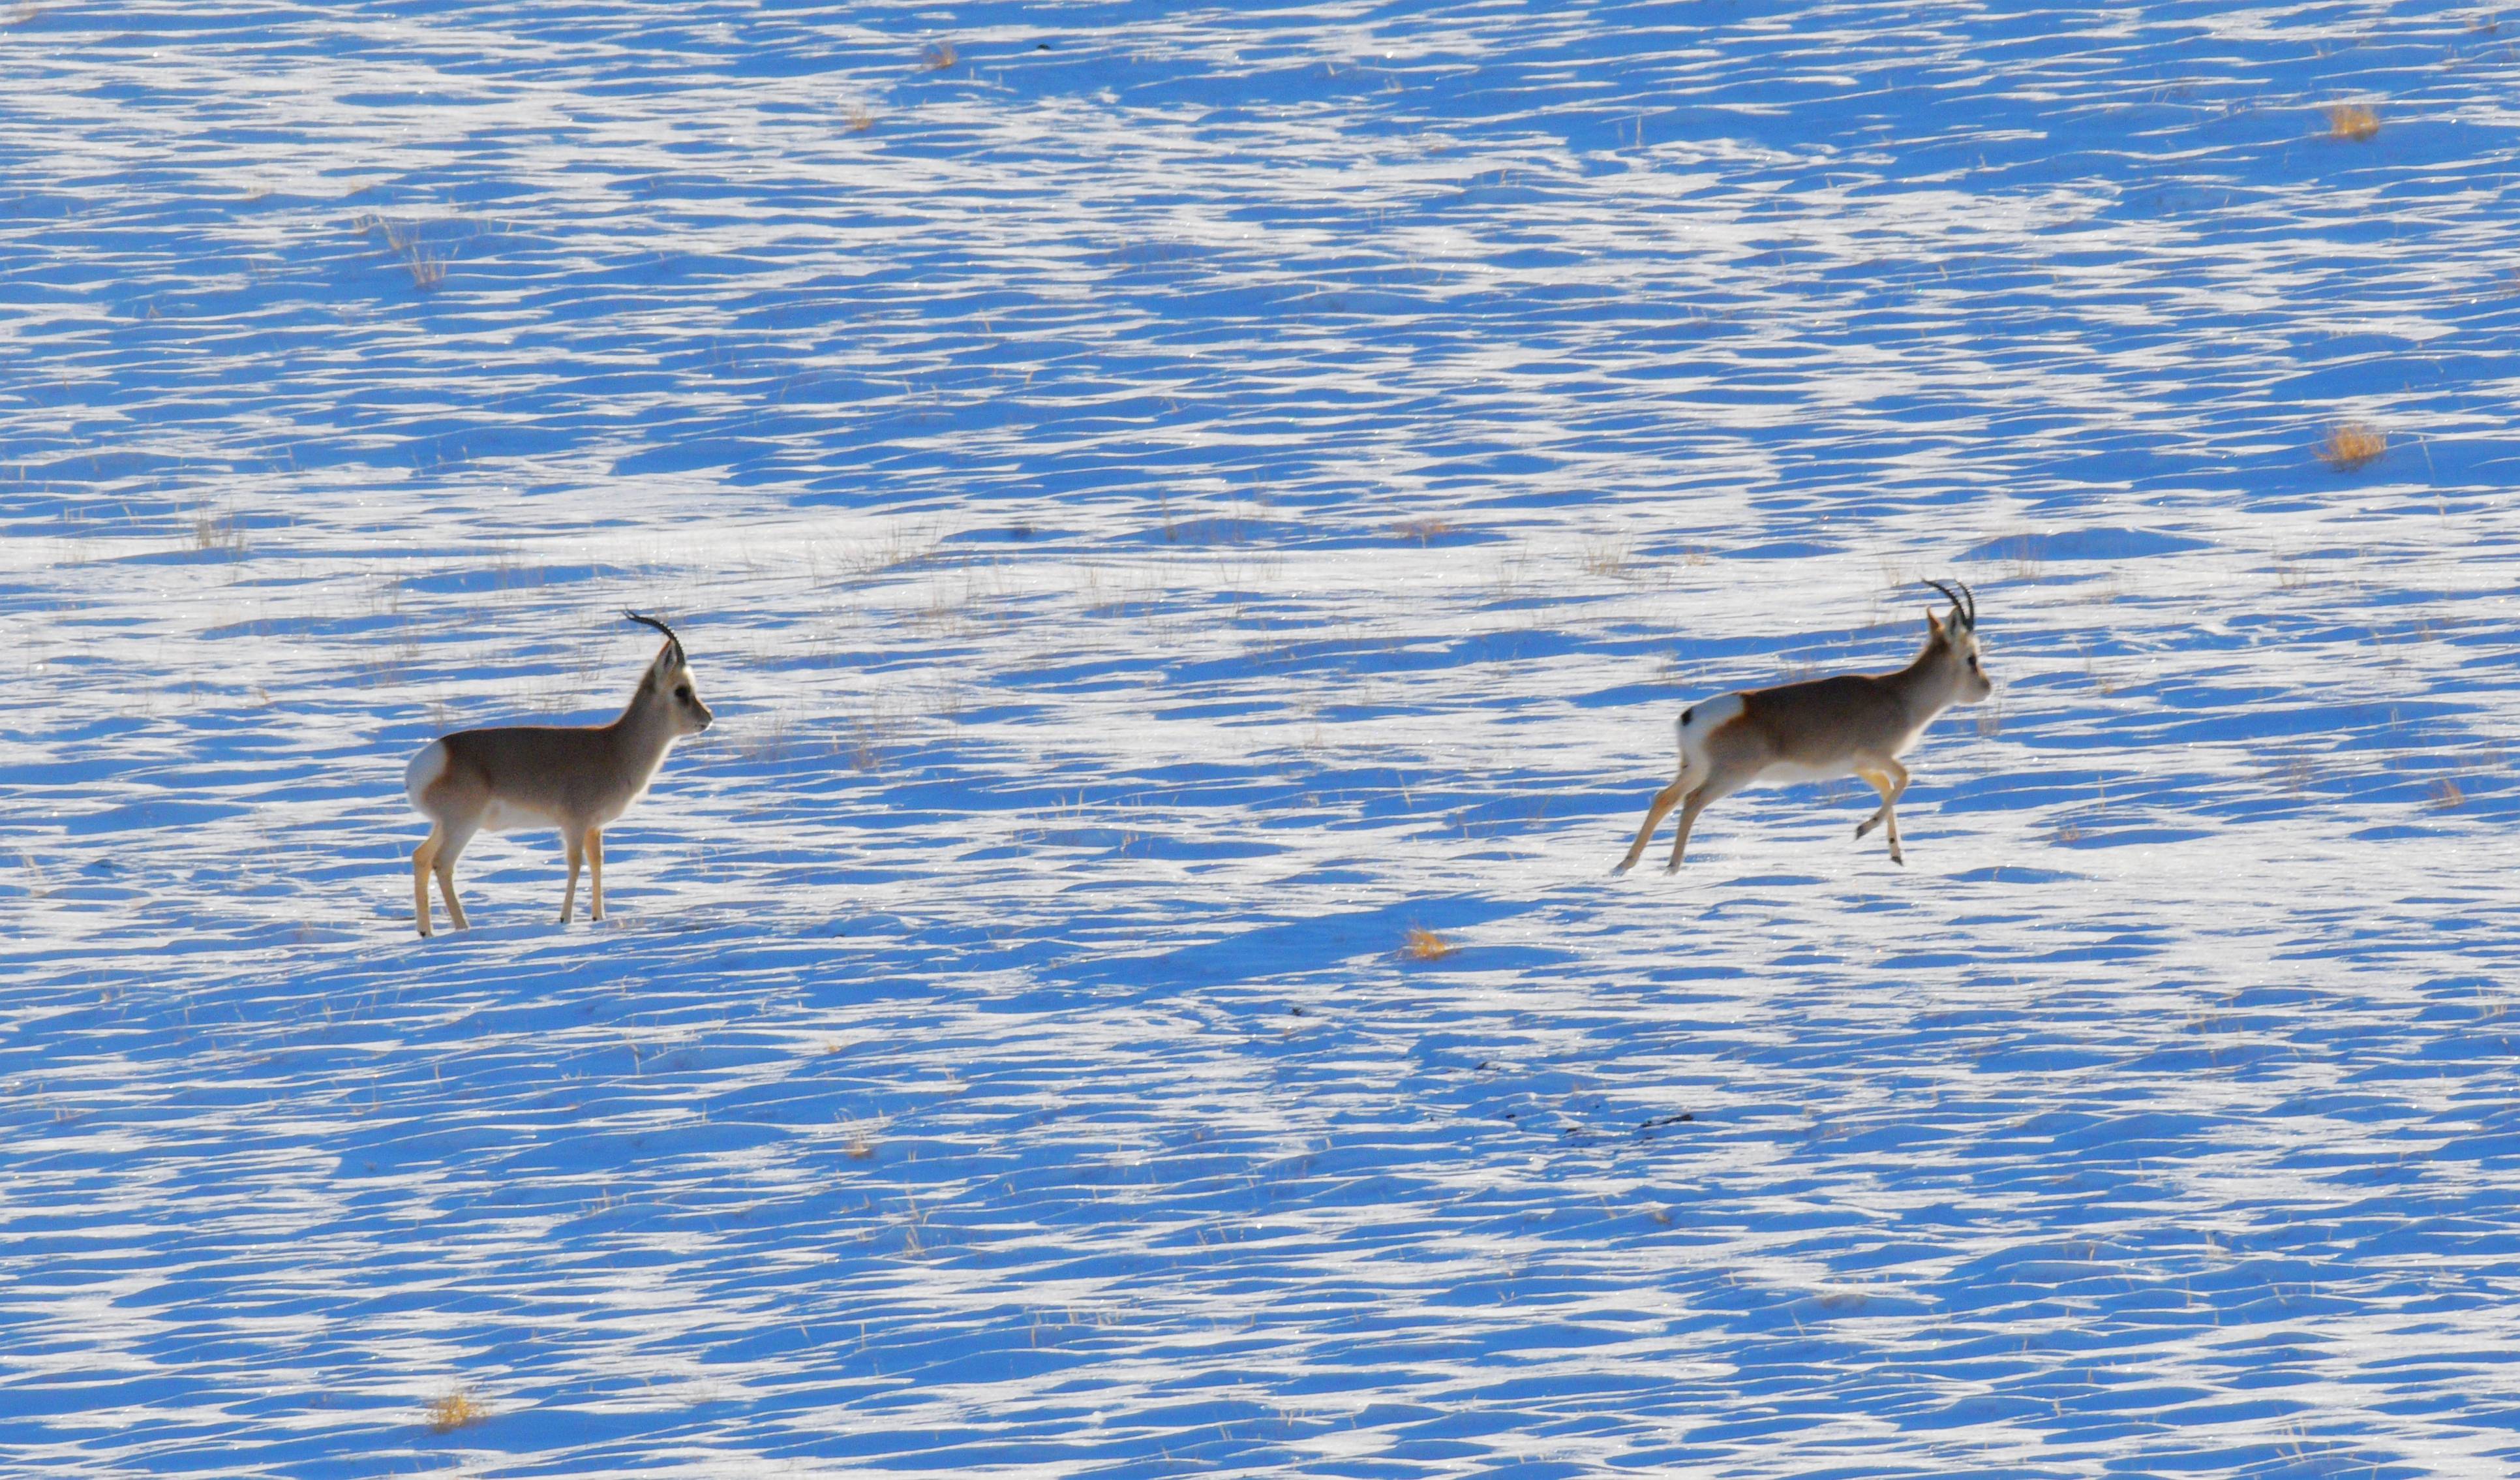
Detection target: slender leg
<box><xmin>1853</xmin><ymin>760</ymin><xmax>1912</xmax><ymax>864</ymax></box>
<box><xmin>1663</xmin><ymin>791</ymin><xmax>1712</xmax><ymax>872</ymax></box>
<box><xmin>434</xmin><ymin>821</ymin><xmax>476</xmax><ymax>930</ymax></box>
<box><xmin>586</xmin><ymin>827</ymin><xmax>604</xmax><ymax>922</ymax></box>
<box><xmin>559</xmin><ymin>831</ymin><xmax>583</xmax><ymax>924</ymax></box>
<box><xmin>1615</xmin><ymin>775</ymin><xmax>1692</xmax><ymax>875</ymax></box>
<box><xmin>413</xmin><ymin>826</ymin><xmax>443</xmax><ymax>937</ymax></box>
<box><xmin>1853</xmin><ymin>770</ymin><xmax>1892</xmax><ymax>837</ymax></box>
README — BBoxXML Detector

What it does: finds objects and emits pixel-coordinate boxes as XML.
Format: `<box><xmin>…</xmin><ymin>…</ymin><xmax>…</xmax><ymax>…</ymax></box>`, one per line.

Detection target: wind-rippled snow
<box><xmin>5</xmin><ymin>3</ymin><xmax>2520</xmax><ymax>1477</ymax></box>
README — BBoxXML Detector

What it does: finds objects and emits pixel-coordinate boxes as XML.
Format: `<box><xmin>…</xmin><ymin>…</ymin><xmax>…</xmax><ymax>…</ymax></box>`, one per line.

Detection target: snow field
<box><xmin>7</xmin><ymin>3</ymin><xmax>2520</xmax><ymax>1476</ymax></box>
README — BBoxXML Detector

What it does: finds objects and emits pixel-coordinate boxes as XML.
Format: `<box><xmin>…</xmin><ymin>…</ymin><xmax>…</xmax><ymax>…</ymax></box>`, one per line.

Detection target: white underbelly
<box><xmin>480</xmin><ymin>798</ymin><xmax>564</xmax><ymax>833</ymax></box>
<box><xmin>1748</xmin><ymin>757</ymin><xmax>1861</xmax><ymax>787</ymax></box>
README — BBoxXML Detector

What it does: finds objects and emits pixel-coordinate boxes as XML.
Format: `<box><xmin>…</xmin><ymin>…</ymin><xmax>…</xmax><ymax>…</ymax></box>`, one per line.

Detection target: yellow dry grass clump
<box><xmin>1389</xmin><ymin>517</ymin><xmax>1455</xmax><ymax>545</ymax></box>
<box><xmin>2318</xmin><ymin>424</ymin><xmax>2386</xmax><ymax>472</ymax></box>
<box><xmin>2323</xmin><ymin>104</ymin><xmax>2380</xmax><ymax>142</ymax></box>
<box><xmin>1401</xmin><ymin>927</ymin><xmax>1456</xmax><ymax>961</ymax></box>
<box><xmin>427</xmin><ymin>1389</ymin><xmax>487</xmax><ymax>1433</ymax></box>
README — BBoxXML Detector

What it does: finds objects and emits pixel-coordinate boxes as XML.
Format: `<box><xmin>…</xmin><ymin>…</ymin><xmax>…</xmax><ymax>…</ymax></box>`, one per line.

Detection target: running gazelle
<box><xmin>1615</xmin><ymin>580</ymin><xmax>1991</xmax><ymax>874</ymax></box>
<box><xmin>405</xmin><ymin>612</ymin><xmax>714</xmax><ymax>935</ymax></box>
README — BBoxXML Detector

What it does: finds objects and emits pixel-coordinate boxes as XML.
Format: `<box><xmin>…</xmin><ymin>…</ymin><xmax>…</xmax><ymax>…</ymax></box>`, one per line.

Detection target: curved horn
<box><xmin>1921</xmin><ymin>579</ymin><xmax>1971</xmax><ymax>631</ymax></box>
<box><xmin>1952</xmin><ymin>578</ymin><xmax>1977</xmax><ymax>630</ymax></box>
<box><xmin>622</xmin><ymin>609</ymin><xmax>684</xmax><ymax>661</ymax></box>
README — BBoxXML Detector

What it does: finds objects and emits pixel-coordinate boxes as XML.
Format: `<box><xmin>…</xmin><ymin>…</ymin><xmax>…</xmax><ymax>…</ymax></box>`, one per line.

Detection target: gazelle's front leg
<box><xmin>1853</xmin><ymin>759</ymin><xmax>1911</xmax><ymax>864</ymax></box>
<box><xmin>586</xmin><ymin>827</ymin><xmax>604</xmax><ymax>921</ymax></box>
<box><xmin>560</xmin><ymin>830</ymin><xmax>584</xmax><ymax>923</ymax></box>
<box><xmin>1615</xmin><ymin>776</ymin><xmax>1692</xmax><ymax>875</ymax></box>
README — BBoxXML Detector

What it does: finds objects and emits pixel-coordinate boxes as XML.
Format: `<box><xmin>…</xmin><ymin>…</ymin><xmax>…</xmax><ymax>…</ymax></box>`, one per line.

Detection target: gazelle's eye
<box><xmin>676</xmin><ymin>685</ymin><xmax>693</xmax><ymax>700</ymax></box>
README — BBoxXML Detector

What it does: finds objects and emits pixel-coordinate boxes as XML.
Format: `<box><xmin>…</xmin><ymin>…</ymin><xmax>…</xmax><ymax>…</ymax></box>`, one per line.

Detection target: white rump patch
<box><xmin>1675</xmin><ymin>692</ymin><xmax>1744</xmax><ymax>771</ymax></box>
<box><xmin>402</xmin><ymin>741</ymin><xmax>448</xmax><ymax>814</ymax></box>
<box><xmin>1677</xmin><ymin>692</ymin><xmax>1744</xmax><ymax>737</ymax></box>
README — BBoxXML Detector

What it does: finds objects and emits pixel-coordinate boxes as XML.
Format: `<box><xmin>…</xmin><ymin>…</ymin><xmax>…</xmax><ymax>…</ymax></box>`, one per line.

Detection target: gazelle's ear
<box><xmin>1926</xmin><ymin>606</ymin><xmax>1949</xmax><ymax>643</ymax></box>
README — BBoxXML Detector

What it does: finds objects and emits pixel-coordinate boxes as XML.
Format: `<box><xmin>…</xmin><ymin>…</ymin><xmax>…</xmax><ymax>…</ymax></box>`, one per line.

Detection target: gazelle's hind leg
<box><xmin>1663</xmin><ymin>790</ymin><xmax>1712</xmax><ymax>872</ymax></box>
<box><xmin>433</xmin><ymin>820</ymin><xmax>477</xmax><ymax>930</ymax></box>
<box><xmin>559</xmin><ymin>829</ymin><xmax>584</xmax><ymax>924</ymax></box>
<box><xmin>413</xmin><ymin>825</ymin><xmax>444</xmax><ymax>937</ymax></box>
<box><xmin>1853</xmin><ymin>758</ymin><xmax>1912</xmax><ymax>864</ymax></box>
<box><xmin>1614</xmin><ymin>773</ymin><xmax>1694</xmax><ymax>876</ymax></box>
<box><xmin>1663</xmin><ymin>762</ymin><xmax>1758</xmax><ymax>873</ymax></box>
<box><xmin>586</xmin><ymin>827</ymin><xmax>605</xmax><ymax>922</ymax></box>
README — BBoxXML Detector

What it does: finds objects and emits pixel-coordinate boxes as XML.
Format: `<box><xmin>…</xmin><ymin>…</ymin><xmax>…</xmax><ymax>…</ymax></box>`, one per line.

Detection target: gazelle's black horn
<box><xmin>1952</xmin><ymin>578</ymin><xmax>1977</xmax><ymax>629</ymax></box>
<box><xmin>622</xmin><ymin>609</ymin><xmax>684</xmax><ymax>661</ymax></box>
<box><xmin>1922</xmin><ymin>579</ymin><xmax>1970</xmax><ymax>629</ymax></box>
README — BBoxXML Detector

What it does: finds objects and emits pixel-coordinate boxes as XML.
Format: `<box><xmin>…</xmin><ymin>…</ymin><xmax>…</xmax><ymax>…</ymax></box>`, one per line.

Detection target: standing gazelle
<box><xmin>1614</xmin><ymin>580</ymin><xmax>1991</xmax><ymax>875</ymax></box>
<box><xmin>405</xmin><ymin>612</ymin><xmax>713</xmax><ymax>936</ymax></box>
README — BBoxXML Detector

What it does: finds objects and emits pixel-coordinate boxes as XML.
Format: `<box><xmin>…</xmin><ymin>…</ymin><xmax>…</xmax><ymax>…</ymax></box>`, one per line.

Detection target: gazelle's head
<box><xmin>1921</xmin><ymin>578</ymin><xmax>1991</xmax><ymax>703</ymax></box>
<box><xmin>625</xmin><ymin>611</ymin><xmax>714</xmax><ymax>736</ymax></box>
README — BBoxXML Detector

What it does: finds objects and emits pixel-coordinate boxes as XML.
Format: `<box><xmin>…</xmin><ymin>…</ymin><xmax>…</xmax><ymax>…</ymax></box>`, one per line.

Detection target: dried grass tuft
<box><xmin>426</xmin><ymin>1389</ymin><xmax>486</xmax><ymax>1433</ymax></box>
<box><xmin>1581</xmin><ymin>538</ymin><xmax>1635</xmax><ymax>579</ymax></box>
<box><xmin>733</xmin><ymin>712</ymin><xmax>797</xmax><ymax>763</ymax></box>
<box><xmin>1401</xmin><ymin>927</ymin><xmax>1455</xmax><ymax>962</ymax></box>
<box><xmin>2430</xmin><ymin>777</ymin><xmax>2466</xmax><ymax>810</ymax></box>
<box><xmin>191</xmin><ymin>504</ymin><xmax>245</xmax><ymax>556</ymax></box>
<box><xmin>845</xmin><ymin>104</ymin><xmax>876</xmax><ymax>133</ymax></box>
<box><xmin>2317</xmin><ymin>424</ymin><xmax>2387</xmax><ymax>472</ymax></box>
<box><xmin>920</xmin><ymin>40</ymin><xmax>958</xmax><ymax>70</ymax></box>
<box><xmin>2322</xmin><ymin>104</ymin><xmax>2380</xmax><ymax>142</ymax></box>
<box><xmin>1389</xmin><ymin>517</ymin><xmax>1455</xmax><ymax>545</ymax></box>
<box><xmin>843</xmin><ymin>711</ymin><xmax>903</xmax><ymax>772</ymax></box>
<box><xmin>357</xmin><ymin>215</ymin><xmax>451</xmax><ymax>290</ymax></box>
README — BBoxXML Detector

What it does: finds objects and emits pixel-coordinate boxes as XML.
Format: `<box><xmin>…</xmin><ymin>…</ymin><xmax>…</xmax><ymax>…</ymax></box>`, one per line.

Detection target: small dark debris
<box><xmin>1288</xmin><ymin>1005</ymin><xmax>1305</xmax><ymax>1016</ymax></box>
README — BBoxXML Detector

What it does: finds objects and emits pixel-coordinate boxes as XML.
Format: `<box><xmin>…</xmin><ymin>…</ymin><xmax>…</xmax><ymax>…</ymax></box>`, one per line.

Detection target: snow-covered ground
<box><xmin>6</xmin><ymin>2</ymin><xmax>2520</xmax><ymax>1475</ymax></box>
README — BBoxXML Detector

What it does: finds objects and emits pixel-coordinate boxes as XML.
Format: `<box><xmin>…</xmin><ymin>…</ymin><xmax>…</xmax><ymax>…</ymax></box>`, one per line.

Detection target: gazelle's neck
<box><xmin>609</xmin><ymin>681</ymin><xmax>683</xmax><ymax>763</ymax></box>
<box><xmin>1887</xmin><ymin>641</ymin><xmax>1966</xmax><ymax>722</ymax></box>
